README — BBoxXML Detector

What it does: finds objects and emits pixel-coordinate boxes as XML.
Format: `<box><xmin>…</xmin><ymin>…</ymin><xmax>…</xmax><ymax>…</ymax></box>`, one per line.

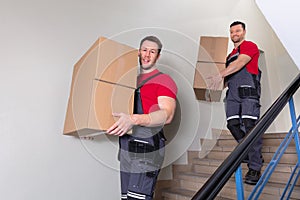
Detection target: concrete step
<box><xmin>161</xmin><ymin>188</ymin><xmax>194</xmax><ymax>200</ymax></box>
<box><xmin>215</xmin><ymin>136</ymin><xmax>296</xmax><ymax>147</ymax></box>
<box><xmin>214</xmin><ymin>130</ymin><xmax>291</xmax><ymax>140</ymax></box>
<box><xmin>209</xmin><ymin>144</ymin><xmax>296</xmax><ymax>154</ymax></box>
<box><xmin>161</xmin><ymin>187</ymin><xmax>232</xmax><ymax>200</ymax></box>
<box><xmin>191</xmin><ymin>142</ymin><xmax>298</xmax><ymax>165</ymax></box>
<box><xmin>204</xmin><ymin>151</ymin><xmax>297</xmax><ymax>164</ymax></box>
<box><xmin>212</xmin><ymin>131</ymin><xmax>296</xmax><ymax>147</ymax></box>
<box><xmin>192</xmin><ymin>158</ymin><xmax>296</xmax><ymax>174</ymax></box>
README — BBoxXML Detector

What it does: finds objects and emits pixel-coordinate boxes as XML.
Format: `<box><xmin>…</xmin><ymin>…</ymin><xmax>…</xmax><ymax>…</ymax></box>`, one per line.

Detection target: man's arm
<box><xmin>208</xmin><ymin>54</ymin><xmax>251</xmax><ymax>90</ymax></box>
<box><xmin>220</xmin><ymin>54</ymin><xmax>251</xmax><ymax>77</ymax></box>
<box><xmin>106</xmin><ymin>96</ymin><xmax>176</xmax><ymax>136</ymax></box>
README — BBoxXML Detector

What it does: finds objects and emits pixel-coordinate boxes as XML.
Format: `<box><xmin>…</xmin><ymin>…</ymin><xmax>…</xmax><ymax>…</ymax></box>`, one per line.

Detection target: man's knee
<box><xmin>242</xmin><ymin>118</ymin><xmax>256</xmax><ymax>133</ymax></box>
<box><xmin>227</xmin><ymin>118</ymin><xmax>245</xmax><ymax>141</ymax></box>
<box><xmin>227</xmin><ymin>118</ymin><xmax>239</xmax><ymax>129</ymax></box>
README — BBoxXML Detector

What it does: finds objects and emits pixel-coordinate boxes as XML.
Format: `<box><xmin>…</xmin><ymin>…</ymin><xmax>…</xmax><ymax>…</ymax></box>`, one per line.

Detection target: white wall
<box><xmin>0</xmin><ymin>0</ymin><xmax>299</xmax><ymax>199</ymax></box>
<box><xmin>256</xmin><ymin>0</ymin><xmax>300</xmax><ymax>70</ymax></box>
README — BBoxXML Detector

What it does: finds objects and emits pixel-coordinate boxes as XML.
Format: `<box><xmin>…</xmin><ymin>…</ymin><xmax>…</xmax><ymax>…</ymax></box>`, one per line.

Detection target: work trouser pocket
<box><xmin>238</xmin><ymin>85</ymin><xmax>259</xmax><ymax>99</ymax></box>
<box><xmin>128</xmin><ymin>139</ymin><xmax>164</xmax><ymax>170</ymax></box>
<box><xmin>128</xmin><ymin>140</ymin><xmax>156</xmax><ymax>161</ymax></box>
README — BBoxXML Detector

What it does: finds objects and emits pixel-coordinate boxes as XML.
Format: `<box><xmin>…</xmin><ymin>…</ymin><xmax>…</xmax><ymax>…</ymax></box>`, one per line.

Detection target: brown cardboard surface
<box><xmin>63</xmin><ymin>36</ymin><xmax>138</xmax><ymax>136</ymax></box>
<box><xmin>193</xmin><ymin>88</ymin><xmax>223</xmax><ymax>102</ymax></box>
<box><xmin>193</xmin><ymin>62</ymin><xmax>225</xmax><ymax>102</ymax></box>
<box><xmin>75</xmin><ymin>36</ymin><xmax>138</xmax><ymax>88</ymax></box>
<box><xmin>198</xmin><ymin>36</ymin><xmax>229</xmax><ymax>63</ymax></box>
<box><xmin>63</xmin><ymin>79</ymin><xmax>134</xmax><ymax>136</ymax></box>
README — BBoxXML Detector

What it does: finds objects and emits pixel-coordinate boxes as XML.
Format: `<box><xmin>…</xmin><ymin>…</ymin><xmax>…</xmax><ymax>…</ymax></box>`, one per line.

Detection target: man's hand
<box><xmin>106</xmin><ymin>113</ymin><xmax>135</xmax><ymax>136</ymax></box>
<box><xmin>207</xmin><ymin>74</ymin><xmax>223</xmax><ymax>91</ymax></box>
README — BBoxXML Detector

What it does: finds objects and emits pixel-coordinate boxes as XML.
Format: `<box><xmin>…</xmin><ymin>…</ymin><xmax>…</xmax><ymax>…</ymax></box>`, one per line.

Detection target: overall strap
<box><xmin>134</xmin><ymin>71</ymin><xmax>163</xmax><ymax>114</ymax></box>
<box><xmin>137</xmin><ymin>72</ymin><xmax>163</xmax><ymax>89</ymax></box>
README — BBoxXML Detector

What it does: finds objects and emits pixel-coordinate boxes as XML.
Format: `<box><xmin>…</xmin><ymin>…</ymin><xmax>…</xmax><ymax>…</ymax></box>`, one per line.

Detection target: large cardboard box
<box><xmin>198</xmin><ymin>36</ymin><xmax>229</xmax><ymax>63</ymax></box>
<box><xmin>194</xmin><ymin>36</ymin><xmax>228</xmax><ymax>102</ymax></box>
<box><xmin>63</xmin><ymin>37</ymin><xmax>138</xmax><ymax>136</ymax></box>
<box><xmin>193</xmin><ymin>62</ymin><xmax>225</xmax><ymax>102</ymax></box>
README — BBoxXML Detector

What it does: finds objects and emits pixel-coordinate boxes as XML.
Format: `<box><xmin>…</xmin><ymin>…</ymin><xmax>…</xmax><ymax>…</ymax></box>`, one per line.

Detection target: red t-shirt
<box><xmin>229</xmin><ymin>40</ymin><xmax>259</xmax><ymax>75</ymax></box>
<box><xmin>138</xmin><ymin>69</ymin><xmax>177</xmax><ymax>114</ymax></box>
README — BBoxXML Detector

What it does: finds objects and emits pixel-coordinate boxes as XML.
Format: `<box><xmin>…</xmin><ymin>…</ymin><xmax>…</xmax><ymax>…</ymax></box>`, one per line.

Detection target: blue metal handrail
<box><xmin>234</xmin><ymin>97</ymin><xmax>300</xmax><ymax>200</ymax></box>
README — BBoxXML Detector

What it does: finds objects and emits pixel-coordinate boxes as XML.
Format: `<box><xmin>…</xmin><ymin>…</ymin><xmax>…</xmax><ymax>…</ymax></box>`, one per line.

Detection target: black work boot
<box><xmin>245</xmin><ymin>168</ymin><xmax>261</xmax><ymax>185</ymax></box>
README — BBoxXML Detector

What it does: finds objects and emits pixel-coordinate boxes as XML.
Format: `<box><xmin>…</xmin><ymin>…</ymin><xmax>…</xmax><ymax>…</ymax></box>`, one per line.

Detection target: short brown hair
<box><xmin>139</xmin><ymin>36</ymin><xmax>162</xmax><ymax>54</ymax></box>
<box><xmin>230</xmin><ymin>21</ymin><xmax>246</xmax><ymax>30</ymax></box>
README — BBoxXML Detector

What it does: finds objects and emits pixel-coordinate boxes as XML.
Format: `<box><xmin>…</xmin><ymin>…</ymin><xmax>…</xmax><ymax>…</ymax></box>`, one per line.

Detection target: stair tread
<box><xmin>176</xmin><ymin>170</ymin><xmax>300</xmax><ymax>191</ymax></box>
<box><xmin>215</xmin><ymin>129</ymin><xmax>290</xmax><ymax>139</ymax></box>
<box><xmin>162</xmin><ymin>188</ymin><xmax>196</xmax><ymax>199</ymax></box>
<box><xmin>209</xmin><ymin>145</ymin><xmax>297</xmax><ymax>153</ymax></box>
<box><xmin>161</xmin><ymin>187</ymin><xmax>232</xmax><ymax>200</ymax></box>
<box><xmin>164</xmin><ymin>187</ymin><xmax>194</xmax><ymax>195</ymax></box>
<box><xmin>193</xmin><ymin>157</ymin><xmax>297</xmax><ymax>167</ymax></box>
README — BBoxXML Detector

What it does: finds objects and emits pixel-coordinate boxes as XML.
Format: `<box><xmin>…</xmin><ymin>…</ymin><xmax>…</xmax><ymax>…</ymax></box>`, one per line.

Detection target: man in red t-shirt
<box><xmin>210</xmin><ymin>21</ymin><xmax>262</xmax><ymax>185</ymax></box>
<box><xmin>107</xmin><ymin>36</ymin><xmax>177</xmax><ymax>200</ymax></box>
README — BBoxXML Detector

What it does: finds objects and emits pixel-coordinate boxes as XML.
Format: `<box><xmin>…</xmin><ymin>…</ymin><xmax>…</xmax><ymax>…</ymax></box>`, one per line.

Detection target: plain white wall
<box><xmin>256</xmin><ymin>0</ymin><xmax>300</xmax><ymax>70</ymax></box>
<box><xmin>0</xmin><ymin>0</ymin><xmax>299</xmax><ymax>199</ymax></box>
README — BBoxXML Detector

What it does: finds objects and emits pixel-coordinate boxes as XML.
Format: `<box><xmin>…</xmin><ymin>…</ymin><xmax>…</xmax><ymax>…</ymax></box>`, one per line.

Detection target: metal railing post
<box><xmin>280</xmin><ymin>97</ymin><xmax>300</xmax><ymax>199</ymax></box>
<box><xmin>288</xmin><ymin>97</ymin><xmax>300</xmax><ymax>161</ymax></box>
<box><xmin>235</xmin><ymin>165</ymin><xmax>244</xmax><ymax>200</ymax></box>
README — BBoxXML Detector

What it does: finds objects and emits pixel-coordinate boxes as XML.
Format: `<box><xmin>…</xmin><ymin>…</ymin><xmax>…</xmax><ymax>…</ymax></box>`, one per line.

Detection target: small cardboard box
<box><xmin>198</xmin><ymin>36</ymin><xmax>229</xmax><ymax>63</ymax></box>
<box><xmin>63</xmin><ymin>79</ymin><xmax>135</xmax><ymax>136</ymax></box>
<box><xmin>63</xmin><ymin>37</ymin><xmax>138</xmax><ymax>136</ymax></box>
<box><xmin>193</xmin><ymin>62</ymin><xmax>225</xmax><ymax>102</ymax></box>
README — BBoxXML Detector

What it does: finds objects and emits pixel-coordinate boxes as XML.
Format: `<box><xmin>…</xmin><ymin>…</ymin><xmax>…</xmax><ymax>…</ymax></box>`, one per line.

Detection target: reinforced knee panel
<box><xmin>242</xmin><ymin>118</ymin><xmax>256</xmax><ymax>134</ymax></box>
<box><xmin>227</xmin><ymin>118</ymin><xmax>245</xmax><ymax>141</ymax></box>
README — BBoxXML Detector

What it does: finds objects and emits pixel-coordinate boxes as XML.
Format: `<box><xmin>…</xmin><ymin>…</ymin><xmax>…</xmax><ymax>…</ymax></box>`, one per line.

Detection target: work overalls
<box><xmin>119</xmin><ymin>72</ymin><xmax>165</xmax><ymax>200</ymax></box>
<box><xmin>225</xmin><ymin>47</ymin><xmax>263</xmax><ymax>171</ymax></box>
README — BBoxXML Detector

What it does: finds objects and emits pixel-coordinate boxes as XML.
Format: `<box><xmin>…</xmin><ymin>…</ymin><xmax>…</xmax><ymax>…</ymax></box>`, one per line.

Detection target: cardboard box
<box><xmin>63</xmin><ymin>37</ymin><xmax>138</xmax><ymax>136</ymax></box>
<box><xmin>198</xmin><ymin>36</ymin><xmax>229</xmax><ymax>63</ymax></box>
<box><xmin>193</xmin><ymin>62</ymin><xmax>225</xmax><ymax>102</ymax></box>
<box><xmin>63</xmin><ymin>79</ymin><xmax>135</xmax><ymax>136</ymax></box>
<box><xmin>74</xmin><ymin>36</ymin><xmax>138</xmax><ymax>88</ymax></box>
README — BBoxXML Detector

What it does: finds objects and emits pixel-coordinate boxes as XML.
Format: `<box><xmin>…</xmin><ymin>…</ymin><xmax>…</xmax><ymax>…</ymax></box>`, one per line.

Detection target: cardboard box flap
<box><xmin>198</xmin><ymin>36</ymin><xmax>229</xmax><ymax>63</ymax></box>
<box><xmin>73</xmin><ymin>36</ymin><xmax>138</xmax><ymax>88</ymax></box>
<box><xmin>97</xmin><ymin>37</ymin><xmax>138</xmax><ymax>88</ymax></box>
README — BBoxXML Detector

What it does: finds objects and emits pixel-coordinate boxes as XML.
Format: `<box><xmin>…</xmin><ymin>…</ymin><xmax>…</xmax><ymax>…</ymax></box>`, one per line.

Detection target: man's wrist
<box><xmin>131</xmin><ymin>114</ymin><xmax>151</xmax><ymax>126</ymax></box>
<box><xmin>220</xmin><ymin>72</ymin><xmax>226</xmax><ymax>79</ymax></box>
<box><xmin>130</xmin><ymin>114</ymin><xmax>138</xmax><ymax>125</ymax></box>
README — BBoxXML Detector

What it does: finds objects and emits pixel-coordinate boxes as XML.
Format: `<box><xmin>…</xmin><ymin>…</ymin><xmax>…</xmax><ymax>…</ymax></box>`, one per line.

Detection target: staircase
<box><xmin>155</xmin><ymin>130</ymin><xmax>300</xmax><ymax>200</ymax></box>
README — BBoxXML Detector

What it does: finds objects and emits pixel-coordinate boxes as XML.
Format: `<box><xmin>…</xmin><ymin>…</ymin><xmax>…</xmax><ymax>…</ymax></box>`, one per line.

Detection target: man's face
<box><xmin>138</xmin><ymin>40</ymin><xmax>160</xmax><ymax>70</ymax></box>
<box><xmin>230</xmin><ymin>24</ymin><xmax>246</xmax><ymax>44</ymax></box>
